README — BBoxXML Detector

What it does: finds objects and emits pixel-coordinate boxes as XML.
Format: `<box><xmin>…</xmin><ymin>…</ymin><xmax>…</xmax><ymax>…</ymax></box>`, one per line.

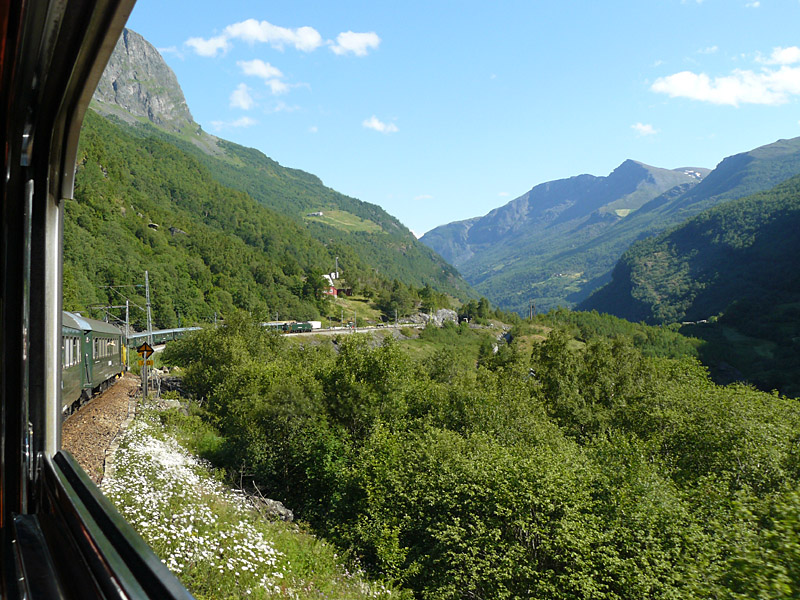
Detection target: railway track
<box><xmin>62</xmin><ymin>374</ymin><xmax>141</xmax><ymax>485</ymax></box>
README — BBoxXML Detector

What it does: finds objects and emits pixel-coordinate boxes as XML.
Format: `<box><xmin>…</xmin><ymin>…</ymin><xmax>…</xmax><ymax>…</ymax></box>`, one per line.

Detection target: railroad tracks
<box><xmin>62</xmin><ymin>374</ymin><xmax>140</xmax><ymax>485</ymax></box>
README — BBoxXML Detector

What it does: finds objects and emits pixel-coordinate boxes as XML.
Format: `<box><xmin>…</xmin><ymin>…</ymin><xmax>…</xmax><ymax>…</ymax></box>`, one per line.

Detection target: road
<box><xmin>283</xmin><ymin>324</ymin><xmax>423</xmax><ymax>337</ymax></box>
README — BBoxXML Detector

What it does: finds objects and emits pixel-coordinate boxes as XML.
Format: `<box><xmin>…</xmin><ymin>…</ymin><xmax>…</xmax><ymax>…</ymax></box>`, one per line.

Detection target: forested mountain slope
<box><xmin>88</xmin><ymin>28</ymin><xmax>471</xmax><ymax>306</ymax></box>
<box><xmin>581</xmin><ymin>174</ymin><xmax>800</xmax><ymax>395</ymax></box>
<box><xmin>66</xmin><ymin>111</ymin><xmax>334</xmax><ymax>327</ymax></box>
<box><xmin>128</xmin><ymin>122</ymin><xmax>468</xmax><ymax>299</ymax></box>
<box><xmin>581</xmin><ymin>174</ymin><xmax>800</xmax><ymax>323</ymax></box>
<box><xmin>67</xmin><ymin>111</ymin><xmax>467</xmax><ymax>329</ymax></box>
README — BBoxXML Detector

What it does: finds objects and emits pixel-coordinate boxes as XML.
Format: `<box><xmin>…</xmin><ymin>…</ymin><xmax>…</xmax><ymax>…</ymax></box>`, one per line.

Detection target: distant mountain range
<box><xmin>422</xmin><ymin>137</ymin><xmax>800</xmax><ymax>314</ymax></box>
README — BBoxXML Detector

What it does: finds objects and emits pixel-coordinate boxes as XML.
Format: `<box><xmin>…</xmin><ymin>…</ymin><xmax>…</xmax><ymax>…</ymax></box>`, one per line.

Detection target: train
<box><xmin>262</xmin><ymin>321</ymin><xmax>314</xmax><ymax>333</ymax></box>
<box><xmin>61</xmin><ymin>311</ymin><xmax>201</xmax><ymax>416</ymax></box>
<box><xmin>61</xmin><ymin>312</ymin><xmax>125</xmax><ymax>416</ymax></box>
<box><xmin>127</xmin><ymin>326</ymin><xmax>202</xmax><ymax>347</ymax></box>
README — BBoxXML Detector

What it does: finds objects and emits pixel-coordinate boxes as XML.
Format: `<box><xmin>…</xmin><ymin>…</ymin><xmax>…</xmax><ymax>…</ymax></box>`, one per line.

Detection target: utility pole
<box><xmin>354</xmin><ymin>310</ymin><xmax>357</xmax><ymax>332</ymax></box>
<box><xmin>125</xmin><ymin>300</ymin><xmax>130</xmax><ymax>370</ymax></box>
<box><xmin>144</xmin><ymin>271</ymin><xmax>153</xmax><ymax>400</ymax></box>
<box><xmin>145</xmin><ymin>270</ymin><xmax>153</xmax><ymax>345</ymax></box>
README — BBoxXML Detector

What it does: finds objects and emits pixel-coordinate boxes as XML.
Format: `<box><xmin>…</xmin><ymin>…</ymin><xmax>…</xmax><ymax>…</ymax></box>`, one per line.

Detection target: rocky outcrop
<box><xmin>93</xmin><ymin>28</ymin><xmax>195</xmax><ymax>134</ymax></box>
<box><xmin>409</xmin><ymin>308</ymin><xmax>458</xmax><ymax>327</ymax></box>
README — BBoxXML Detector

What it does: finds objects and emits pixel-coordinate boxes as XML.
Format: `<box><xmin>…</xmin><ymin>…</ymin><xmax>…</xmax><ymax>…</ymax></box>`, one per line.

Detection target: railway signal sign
<box><xmin>137</xmin><ymin>342</ymin><xmax>154</xmax><ymax>358</ymax></box>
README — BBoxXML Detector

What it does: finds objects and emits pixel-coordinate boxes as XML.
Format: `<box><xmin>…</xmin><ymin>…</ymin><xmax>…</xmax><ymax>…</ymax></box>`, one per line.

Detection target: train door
<box><xmin>81</xmin><ymin>331</ymin><xmax>93</xmax><ymax>394</ymax></box>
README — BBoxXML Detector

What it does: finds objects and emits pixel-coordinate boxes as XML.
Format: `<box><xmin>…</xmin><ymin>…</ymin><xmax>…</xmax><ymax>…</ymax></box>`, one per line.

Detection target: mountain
<box><xmin>423</xmin><ymin>135</ymin><xmax>800</xmax><ymax>315</ymax></box>
<box><xmin>422</xmin><ymin>160</ymin><xmax>708</xmax><ymax>313</ymax></box>
<box><xmin>580</xmin><ymin>173</ymin><xmax>800</xmax><ymax>324</ymax></box>
<box><xmin>83</xmin><ymin>29</ymin><xmax>472</xmax><ymax>307</ymax></box>
<box><xmin>94</xmin><ymin>30</ymin><xmax>190</xmax><ymax>134</ymax></box>
<box><xmin>579</xmin><ymin>174</ymin><xmax>800</xmax><ymax>396</ymax></box>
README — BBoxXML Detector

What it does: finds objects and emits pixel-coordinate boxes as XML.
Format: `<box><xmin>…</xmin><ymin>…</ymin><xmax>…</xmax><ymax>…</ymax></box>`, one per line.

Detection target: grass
<box><xmin>509</xmin><ymin>324</ymin><xmax>553</xmax><ymax>357</ymax></box>
<box><xmin>394</xmin><ymin>322</ymin><xmax>500</xmax><ymax>363</ymax></box>
<box><xmin>304</xmin><ymin>210</ymin><xmax>382</xmax><ymax>234</ymax></box>
<box><xmin>325</xmin><ymin>295</ymin><xmax>385</xmax><ymax>326</ymax></box>
<box><xmin>102</xmin><ymin>398</ymin><xmax>406</xmax><ymax>599</ymax></box>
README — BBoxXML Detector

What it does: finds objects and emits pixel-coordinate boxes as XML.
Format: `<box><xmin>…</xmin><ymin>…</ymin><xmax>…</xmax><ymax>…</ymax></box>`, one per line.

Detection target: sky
<box><xmin>124</xmin><ymin>1</ymin><xmax>800</xmax><ymax>236</ymax></box>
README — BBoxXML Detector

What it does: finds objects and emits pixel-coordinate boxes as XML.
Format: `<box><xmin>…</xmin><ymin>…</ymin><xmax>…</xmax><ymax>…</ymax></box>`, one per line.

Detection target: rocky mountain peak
<box><xmin>92</xmin><ymin>28</ymin><xmax>196</xmax><ymax>134</ymax></box>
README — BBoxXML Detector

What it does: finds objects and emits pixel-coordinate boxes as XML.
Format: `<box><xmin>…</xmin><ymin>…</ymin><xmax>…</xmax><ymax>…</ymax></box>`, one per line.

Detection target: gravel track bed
<box><xmin>62</xmin><ymin>374</ymin><xmax>141</xmax><ymax>485</ymax></box>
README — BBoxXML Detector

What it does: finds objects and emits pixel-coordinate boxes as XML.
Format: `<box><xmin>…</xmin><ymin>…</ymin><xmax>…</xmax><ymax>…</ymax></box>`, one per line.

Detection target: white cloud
<box><xmin>224</xmin><ymin>19</ymin><xmax>323</xmax><ymax>52</ymax></box>
<box><xmin>229</xmin><ymin>83</ymin><xmax>255</xmax><ymax>110</ymax></box>
<box><xmin>632</xmin><ymin>122</ymin><xmax>658</xmax><ymax>136</ymax></box>
<box><xmin>157</xmin><ymin>46</ymin><xmax>183</xmax><ymax>59</ymax></box>
<box><xmin>236</xmin><ymin>59</ymin><xmax>292</xmax><ymax>96</ymax></box>
<box><xmin>651</xmin><ymin>65</ymin><xmax>800</xmax><ymax>106</ymax></box>
<box><xmin>265</xmin><ymin>79</ymin><xmax>290</xmax><ymax>95</ymax></box>
<box><xmin>309</xmin><ymin>126</ymin><xmax>318</xmax><ymax>133</ymax></box>
<box><xmin>746</xmin><ymin>1</ymin><xmax>760</xmax><ymax>7</ymax></box>
<box><xmin>331</xmin><ymin>31</ymin><xmax>381</xmax><ymax>56</ymax></box>
<box><xmin>232</xmin><ymin>116</ymin><xmax>257</xmax><ymax>127</ymax></box>
<box><xmin>210</xmin><ymin>116</ymin><xmax>258</xmax><ymax>130</ymax></box>
<box><xmin>414</xmin><ymin>194</ymin><xmax>433</xmax><ymax>201</ymax></box>
<box><xmin>498</xmin><ymin>192</ymin><xmax>510</xmax><ymax>197</ymax></box>
<box><xmin>185</xmin><ymin>35</ymin><xmax>230</xmax><ymax>57</ymax></box>
<box><xmin>362</xmin><ymin>115</ymin><xmax>398</xmax><ymax>133</ymax></box>
<box><xmin>760</xmin><ymin>46</ymin><xmax>800</xmax><ymax>65</ymax></box>
<box><xmin>268</xmin><ymin>101</ymin><xmax>300</xmax><ymax>113</ymax></box>
<box><xmin>187</xmin><ymin>20</ymin><xmax>382</xmax><ymax>62</ymax></box>
<box><xmin>698</xmin><ymin>45</ymin><xmax>718</xmax><ymax>54</ymax></box>
<box><xmin>237</xmin><ymin>59</ymin><xmax>283</xmax><ymax>79</ymax></box>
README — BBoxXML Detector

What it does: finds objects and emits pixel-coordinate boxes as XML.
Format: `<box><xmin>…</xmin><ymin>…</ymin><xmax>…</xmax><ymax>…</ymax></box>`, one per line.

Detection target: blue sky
<box><xmin>125</xmin><ymin>1</ymin><xmax>800</xmax><ymax>236</ymax></box>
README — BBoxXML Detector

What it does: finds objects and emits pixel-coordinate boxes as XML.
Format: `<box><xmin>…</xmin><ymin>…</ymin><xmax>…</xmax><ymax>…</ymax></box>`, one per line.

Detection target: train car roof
<box><xmin>62</xmin><ymin>311</ymin><xmax>84</xmax><ymax>332</ymax></box>
<box><xmin>127</xmin><ymin>327</ymin><xmax>202</xmax><ymax>340</ymax></box>
<box><xmin>63</xmin><ymin>311</ymin><xmax>122</xmax><ymax>335</ymax></box>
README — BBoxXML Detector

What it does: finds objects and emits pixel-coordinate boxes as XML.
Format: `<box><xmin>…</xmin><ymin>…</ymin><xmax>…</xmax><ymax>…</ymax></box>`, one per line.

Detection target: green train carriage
<box><xmin>61</xmin><ymin>311</ymin><xmax>124</xmax><ymax>415</ymax></box>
